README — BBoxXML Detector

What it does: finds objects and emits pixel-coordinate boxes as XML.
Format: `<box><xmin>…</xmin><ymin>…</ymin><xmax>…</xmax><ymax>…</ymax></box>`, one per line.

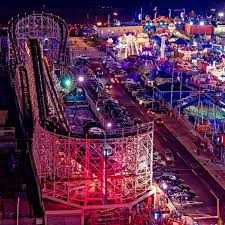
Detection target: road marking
<box><xmin>174</xmin><ymin>201</ymin><xmax>203</xmax><ymax>206</ymax></box>
<box><xmin>192</xmin><ymin>169</ymin><xmax>198</xmax><ymax>176</ymax></box>
<box><xmin>177</xmin><ymin>152</ymin><xmax>181</xmax><ymax>158</ymax></box>
<box><xmin>193</xmin><ymin>215</ymin><xmax>218</xmax><ymax>220</ymax></box>
<box><xmin>163</xmin><ymin>137</ymin><xmax>167</xmax><ymax>141</ymax></box>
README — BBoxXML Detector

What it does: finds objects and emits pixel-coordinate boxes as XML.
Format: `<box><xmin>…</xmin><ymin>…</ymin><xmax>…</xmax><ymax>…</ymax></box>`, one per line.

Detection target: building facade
<box><xmin>94</xmin><ymin>25</ymin><xmax>143</xmax><ymax>39</ymax></box>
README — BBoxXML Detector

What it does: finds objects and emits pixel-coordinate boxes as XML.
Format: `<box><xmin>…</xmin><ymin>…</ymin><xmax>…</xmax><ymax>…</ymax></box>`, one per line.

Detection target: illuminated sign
<box><xmin>214</xmin><ymin>25</ymin><xmax>225</xmax><ymax>34</ymax></box>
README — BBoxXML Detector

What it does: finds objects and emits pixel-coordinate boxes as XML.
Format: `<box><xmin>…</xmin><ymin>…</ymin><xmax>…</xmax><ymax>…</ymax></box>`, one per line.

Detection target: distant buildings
<box><xmin>94</xmin><ymin>25</ymin><xmax>143</xmax><ymax>39</ymax></box>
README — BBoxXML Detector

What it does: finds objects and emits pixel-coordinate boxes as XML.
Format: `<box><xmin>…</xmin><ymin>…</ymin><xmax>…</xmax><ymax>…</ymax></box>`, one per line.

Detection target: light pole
<box><xmin>218</xmin><ymin>12</ymin><xmax>224</xmax><ymax>22</ymax></box>
<box><xmin>103</xmin><ymin>122</ymin><xmax>112</xmax><ymax>205</ymax></box>
<box><xmin>162</xmin><ymin>183</ymin><xmax>168</xmax><ymax>199</ymax></box>
<box><xmin>72</xmin><ymin>77</ymin><xmax>85</xmax><ymax>125</ymax></box>
<box><xmin>210</xmin><ymin>190</ymin><xmax>223</xmax><ymax>225</ymax></box>
<box><xmin>170</xmin><ymin>48</ymin><xmax>175</xmax><ymax>114</ymax></box>
<box><xmin>168</xmin><ymin>9</ymin><xmax>172</xmax><ymax>18</ymax></box>
<box><xmin>103</xmin><ymin>129</ymin><xmax>107</xmax><ymax>204</ymax></box>
<box><xmin>16</xmin><ymin>196</ymin><xmax>20</xmax><ymax>225</ymax></box>
<box><xmin>178</xmin><ymin>71</ymin><xmax>183</xmax><ymax>119</ymax></box>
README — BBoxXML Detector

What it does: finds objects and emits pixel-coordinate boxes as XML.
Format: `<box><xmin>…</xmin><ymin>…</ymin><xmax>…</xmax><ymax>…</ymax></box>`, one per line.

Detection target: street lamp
<box><xmin>189</xmin><ymin>21</ymin><xmax>194</xmax><ymax>25</ymax></box>
<box><xmin>218</xmin><ymin>12</ymin><xmax>224</xmax><ymax>22</ymax></box>
<box><xmin>162</xmin><ymin>183</ymin><xmax>167</xmax><ymax>190</ymax></box>
<box><xmin>65</xmin><ymin>79</ymin><xmax>72</xmax><ymax>87</ymax></box>
<box><xmin>102</xmin><ymin>125</ymin><xmax>111</xmax><ymax>205</ymax></box>
<box><xmin>218</xmin><ymin>12</ymin><xmax>224</xmax><ymax>17</ymax></box>
<box><xmin>107</xmin><ymin>122</ymin><xmax>112</xmax><ymax>128</ymax></box>
<box><xmin>78</xmin><ymin>76</ymin><xmax>84</xmax><ymax>82</ymax></box>
<box><xmin>96</xmin><ymin>21</ymin><xmax>102</xmax><ymax>26</ymax></box>
<box><xmin>210</xmin><ymin>190</ymin><xmax>223</xmax><ymax>225</ymax></box>
<box><xmin>162</xmin><ymin>183</ymin><xmax>168</xmax><ymax>207</ymax></box>
<box><xmin>199</xmin><ymin>21</ymin><xmax>204</xmax><ymax>26</ymax></box>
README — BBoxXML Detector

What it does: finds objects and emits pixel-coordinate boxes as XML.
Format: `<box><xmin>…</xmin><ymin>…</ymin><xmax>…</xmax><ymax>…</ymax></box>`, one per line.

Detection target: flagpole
<box><xmin>178</xmin><ymin>71</ymin><xmax>182</xmax><ymax>119</ymax></box>
<box><xmin>154</xmin><ymin>6</ymin><xmax>158</xmax><ymax>20</ymax></box>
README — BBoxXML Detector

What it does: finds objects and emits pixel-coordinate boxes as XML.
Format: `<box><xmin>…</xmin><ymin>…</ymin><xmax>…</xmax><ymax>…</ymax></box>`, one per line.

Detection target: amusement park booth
<box><xmin>185</xmin><ymin>23</ymin><xmax>213</xmax><ymax>35</ymax></box>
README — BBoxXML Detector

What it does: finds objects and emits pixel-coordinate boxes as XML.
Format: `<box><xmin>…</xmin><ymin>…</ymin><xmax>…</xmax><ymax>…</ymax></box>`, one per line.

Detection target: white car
<box><xmin>79</xmin><ymin>55</ymin><xmax>89</xmax><ymax>60</ymax></box>
<box><xmin>121</xmin><ymin>78</ymin><xmax>135</xmax><ymax>85</ymax></box>
<box><xmin>155</xmin><ymin>174</ymin><xmax>177</xmax><ymax>181</ymax></box>
<box><xmin>164</xmin><ymin>149</ymin><xmax>175</xmax><ymax>165</ymax></box>
<box><xmin>138</xmin><ymin>98</ymin><xmax>154</xmax><ymax>106</ymax></box>
<box><xmin>115</xmin><ymin>71</ymin><xmax>126</xmax><ymax>78</ymax></box>
<box><xmin>153</xmin><ymin>159</ymin><xmax>166</xmax><ymax>166</ymax></box>
<box><xmin>88</xmin><ymin>127</ymin><xmax>104</xmax><ymax>135</ymax></box>
<box><xmin>131</xmin><ymin>88</ymin><xmax>145</xmax><ymax>97</ymax></box>
<box><xmin>153</xmin><ymin>154</ymin><xmax>162</xmax><ymax>161</ymax></box>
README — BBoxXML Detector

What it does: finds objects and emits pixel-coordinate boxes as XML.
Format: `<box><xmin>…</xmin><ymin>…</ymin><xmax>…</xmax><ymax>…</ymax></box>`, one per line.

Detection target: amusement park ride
<box><xmin>8</xmin><ymin>13</ymin><xmax>155</xmax><ymax>223</ymax></box>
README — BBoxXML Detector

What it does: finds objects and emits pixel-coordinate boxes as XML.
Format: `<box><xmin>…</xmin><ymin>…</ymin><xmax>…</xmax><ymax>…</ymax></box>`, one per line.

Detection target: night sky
<box><xmin>0</xmin><ymin>0</ymin><xmax>223</xmax><ymax>24</ymax></box>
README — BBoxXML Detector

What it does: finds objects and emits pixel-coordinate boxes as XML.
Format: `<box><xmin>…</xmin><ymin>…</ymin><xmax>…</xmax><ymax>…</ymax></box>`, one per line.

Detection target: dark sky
<box><xmin>0</xmin><ymin>0</ymin><xmax>223</xmax><ymax>24</ymax></box>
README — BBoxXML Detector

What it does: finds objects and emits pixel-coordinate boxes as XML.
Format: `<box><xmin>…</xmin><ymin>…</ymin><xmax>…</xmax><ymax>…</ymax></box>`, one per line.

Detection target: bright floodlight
<box><xmin>199</xmin><ymin>21</ymin><xmax>204</xmax><ymax>26</ymax></box>
<box><xmin>96</xmin><ymin>21</ymin><xmax>102</xmax><ymax>26</ymax></box>
<box><xmin>162</xmin><ymin>183</ymin><xmax>168</xmax><ymax>190</ymax></box>
<box><xmin>107</xmin><ymin>122</ymin><xmax>112</xmax><ymax>128</ymax></box>
<box><xmin>189</xmin><ymin>21</ymin><xmax>194</xmax><ymax>25</ymax></box>
<box><xmin>65</xmin><ymin>79</ymin><xmax>71</xmax><ymax>87</ymax></box>
<box><xmin>218</xmin><ymin>12</ymin><xmax>224</xmax><ymax>17</ymax></box>
<box><xmin>78</xmin><ymin>76</ymin><xmax>84</xmax><ymax>82</ymax></box>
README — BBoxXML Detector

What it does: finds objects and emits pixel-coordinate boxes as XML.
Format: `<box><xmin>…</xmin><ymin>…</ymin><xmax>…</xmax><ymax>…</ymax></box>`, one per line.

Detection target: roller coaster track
<box><xmin>8</xmin><ymin>12</ymin><xmax>69</xmax><ymax>67</ymax></box>
<box><xmin>8</xmin><ymin>13</ymin><xmax>154</xmax><ymax>212</ymax></box>
<box><xmin>28</xmin><ymin>39</ymin><xmax>69</xmax><ymax>131</ymax></box>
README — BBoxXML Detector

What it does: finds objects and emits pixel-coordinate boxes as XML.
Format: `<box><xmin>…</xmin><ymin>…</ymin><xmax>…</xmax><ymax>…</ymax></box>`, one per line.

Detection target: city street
<box><xmin>70</xmin><ymin>37</ymin><xmax>106</xmax><ymax>59</ymax></box>
<box><xmin>74</xmin><ymin>38</ymin><xmax>225</xmax><ymax>224</ymax></box>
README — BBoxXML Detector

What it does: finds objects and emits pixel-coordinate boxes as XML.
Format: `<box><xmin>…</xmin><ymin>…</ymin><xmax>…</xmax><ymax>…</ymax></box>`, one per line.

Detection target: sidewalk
<box><xmin>160</xmin><ymin>114</ymin><xmax>225</xmax><ymax>191</ymax></box>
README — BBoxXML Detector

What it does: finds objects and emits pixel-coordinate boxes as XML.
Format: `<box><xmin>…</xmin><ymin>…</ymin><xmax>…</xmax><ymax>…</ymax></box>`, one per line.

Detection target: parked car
<box><xmin>114</xmin><ymin>70</ymin><xmax>126</xmax><ymax>78</ymax></box>
<box><xmin>151</xmin><ymin>107</ymin><xmax>166</xmax><ymax>113</ymax></box>
<box><xmin>88</xmin><ymin>127</ymin><xmax>104</xmax><ymax>135</ymax></box>
<box><xmin>138</xmin><ymin>97</ymin><xmax>154</xmax><ymax>106</ymax></box>
<box><xmin>154</xmin><ymin>173</ymin><xmax>177</xmax><ymax>181</ymax></box>
<box><xmin>169</xmin><ymin>191</ymin><xmax>196</xmax><ymax>201</ymax></box>
<box><xmin>121</xmin><ymin>78</ymin><xmax>135</xmax><ymax>85</ymax></box>
<box><xmin>79</xmin><ymin>55</ymin><xmax>89</xmax><ymax>60</ymax></box>
<box><xmin>154</xmin><ymin>159</ymin><xmax>166</xmax><ymax>166</ymax></box>
<box><xmin>133</xmin><ymin>118</ymin><xmax>142</xmax><ymax>125</ymax></box>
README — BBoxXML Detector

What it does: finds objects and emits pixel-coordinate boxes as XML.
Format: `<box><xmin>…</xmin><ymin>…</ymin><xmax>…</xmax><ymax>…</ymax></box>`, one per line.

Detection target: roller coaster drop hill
<box><xmin>8</xmin><ymin>12</ymin><xmax>155</xmax><ymax>223</ymax></box>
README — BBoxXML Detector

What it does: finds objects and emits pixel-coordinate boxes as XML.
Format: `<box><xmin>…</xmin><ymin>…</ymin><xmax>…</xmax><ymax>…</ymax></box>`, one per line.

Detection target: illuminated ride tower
<box><xmin>124</xmin><ymin>34</ymin><xmax>139</xmax><ymax>58</ymax></box>
<box><xmin>158</xmin><ymin>34</ymin><xmax>168</xmax><ymax>60</ymax></box>
<box><xmin>8</xmin><ymin>12</ymin><xmax>155</xmax><ymax>224</ymax></box>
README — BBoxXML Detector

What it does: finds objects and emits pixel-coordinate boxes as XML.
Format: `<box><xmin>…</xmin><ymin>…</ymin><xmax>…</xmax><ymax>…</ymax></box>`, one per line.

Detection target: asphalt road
<box><xmin>73</xmin><ymin>38</ymin><xmax>225</xmax><ymax>224</ymax></box>
<box><xmin>110</xmin><ymin>82</ymin><xmax>225</xmax><ymax>225</ymax></box>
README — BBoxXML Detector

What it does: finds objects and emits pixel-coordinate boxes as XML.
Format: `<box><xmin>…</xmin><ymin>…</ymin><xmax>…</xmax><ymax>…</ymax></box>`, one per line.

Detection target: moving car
<box><xmin>164</xmin><ymin>149</ymin><xmax>175</xmax><ymax>166</ymax></box>
<box><xmin>95</xmin><ymin>68</ymin><xmax>103</xmax><ymax>77</ymax></box>
<box><xmin>156</xmin><ymin>118</ymin><xmax>163</xmax><ymax>125</ymax></box>
<box><xmin>105</xmin><ymin>82</ymin><xmax>113</xmax><ymax>90</ymax></box>
<box><xmin>111</xmin><ymin>77</ymin><xmax>120</xmax><ymax>84</ymax></box>
<box><xmin>133</xmin><ymin>118</ymin><xmax>142</xmax><ymax>125</ymax></box>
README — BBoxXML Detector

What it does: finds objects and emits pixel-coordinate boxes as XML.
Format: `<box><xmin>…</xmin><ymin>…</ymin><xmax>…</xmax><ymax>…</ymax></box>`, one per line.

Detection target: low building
<box><xmin>214</xmin><ymin>25</ymin><xmax>225</xmax><ymax>35</ymax></box>
<box><xmin>184</xmin><ymin>23</ymin><xmax>213</xmax><ymax>35</ymax></box>
<box><xmin>94</xmin><ymin>25</ymin><xmax>143</xmax><ymax>39</ymax></box>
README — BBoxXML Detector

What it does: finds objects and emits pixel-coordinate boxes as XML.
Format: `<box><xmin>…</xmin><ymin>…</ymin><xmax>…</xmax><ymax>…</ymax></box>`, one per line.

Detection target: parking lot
<box><xmin>69</xmin><ymin>42</ymin><xmax>224</xmax><ymax>223</ymax></box>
